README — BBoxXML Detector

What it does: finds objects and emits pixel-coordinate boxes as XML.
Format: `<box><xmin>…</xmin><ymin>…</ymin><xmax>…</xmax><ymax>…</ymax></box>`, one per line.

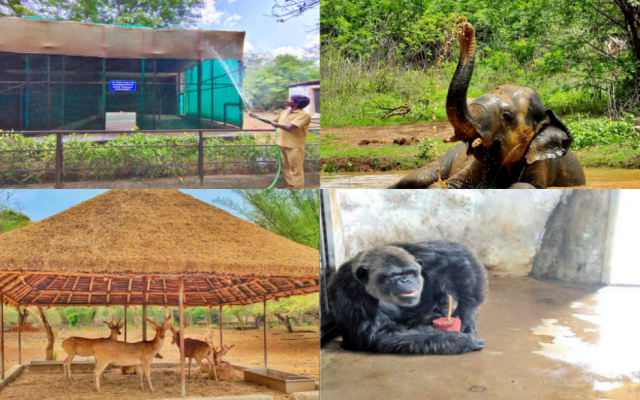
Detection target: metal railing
<box><xmin>0</xmin><ymin>128</ymin><xmax>320</xmax><ymax>187</ymax></box>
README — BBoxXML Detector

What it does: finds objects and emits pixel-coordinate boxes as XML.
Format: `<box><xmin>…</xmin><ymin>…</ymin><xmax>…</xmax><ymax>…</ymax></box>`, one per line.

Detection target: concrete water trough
<box><xmin>243</xmin><ymin>368</ymin><xmax>315</xmax><ymax>394</ymax></box>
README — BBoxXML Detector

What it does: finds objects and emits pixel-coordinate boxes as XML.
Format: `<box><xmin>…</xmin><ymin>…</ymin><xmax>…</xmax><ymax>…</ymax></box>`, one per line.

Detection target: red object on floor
<box><xmin>432</xmin><ymin>317</ymin><xmax>461</xmax><ymax>332</ymax></box>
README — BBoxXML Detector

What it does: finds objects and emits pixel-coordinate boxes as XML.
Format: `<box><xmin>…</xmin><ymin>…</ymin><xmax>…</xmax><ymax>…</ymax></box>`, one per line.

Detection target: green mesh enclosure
<box><xmin>0</xmin><ymin>52</ymin><xmax>244</xmax><ymax>131</ymax></box>
<box><xmin>184</xmin><ymin>60</ymin><xmax>244</xmax><ymax>128</ymax></box>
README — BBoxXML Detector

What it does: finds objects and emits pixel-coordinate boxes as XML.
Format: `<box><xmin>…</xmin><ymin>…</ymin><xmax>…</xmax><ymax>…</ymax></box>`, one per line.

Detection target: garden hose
<box><xmin>249</xmin><ymin>114</ymin><xmax>282</xmax><ymax>189</ymax></box>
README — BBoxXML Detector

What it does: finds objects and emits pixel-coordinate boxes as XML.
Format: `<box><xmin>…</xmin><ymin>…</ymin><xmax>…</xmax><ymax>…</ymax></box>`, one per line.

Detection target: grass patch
<box><xmin>321</xmin><ymin>138</ymin><xmax>457</xmax><ymax>172</ymax></box>
<box><xmin>0</xmin><ymin>132</ymin><xmax>320</xmax><ymax>185</ymax></box>
<box><xmin>575</xmin><ymin>145</ymin><xmax>640</xmax><ymax>169</ymax></box>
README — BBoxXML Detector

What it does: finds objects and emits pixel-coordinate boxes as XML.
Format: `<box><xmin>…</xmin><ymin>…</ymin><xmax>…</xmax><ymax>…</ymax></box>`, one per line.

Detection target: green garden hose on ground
<box><xmin>249</xmin><ymin>114</ymin><xmax>282</xmax><ymax>189</ymax></box>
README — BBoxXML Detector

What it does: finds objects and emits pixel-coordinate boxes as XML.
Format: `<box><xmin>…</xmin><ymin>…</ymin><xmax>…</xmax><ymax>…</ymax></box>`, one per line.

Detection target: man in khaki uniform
<box><xmin>252</xmin><ymin>95</ymin><xmax>312</xmax><ymax>188</ymax></box>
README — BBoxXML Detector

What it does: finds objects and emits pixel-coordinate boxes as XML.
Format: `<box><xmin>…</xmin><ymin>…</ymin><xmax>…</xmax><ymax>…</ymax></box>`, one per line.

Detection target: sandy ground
<box><xmin>244</xmin><ymin>111</ymin><xmax>320</xmax><ymax>141</ymax></box>
<box><xmin>0</xmin><ymin>326</ymin><xmax>319</xmax><ymax>379</ymax></box>
<box><xmin>0</xmin><ymin>368</ymin><xmax>292</xmax><ymax>400</ymax></box>
<box><xmin>242</xmin><ymin>111</ymin><xmax>281</xmax><ymax>141</ymax></box>
<box><xmin>323</xmin><ymin>122</ymin><xmax>453</xmax><ymax>145</ymax></box>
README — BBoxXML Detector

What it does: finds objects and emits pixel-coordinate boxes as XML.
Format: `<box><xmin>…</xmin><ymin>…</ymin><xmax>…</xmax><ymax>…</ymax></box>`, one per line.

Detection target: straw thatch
<box><xmin>0</xmin><ymin>190</ymin><xmax>319</xmax><ymax>307</ymax></box>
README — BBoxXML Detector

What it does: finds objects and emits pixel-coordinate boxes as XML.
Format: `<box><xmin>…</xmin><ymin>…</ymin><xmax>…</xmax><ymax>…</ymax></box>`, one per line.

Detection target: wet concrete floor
<box><xmin>321</xmin><ymin>277</ymin><xmax>640</xmax><ymax>400</ymax></box>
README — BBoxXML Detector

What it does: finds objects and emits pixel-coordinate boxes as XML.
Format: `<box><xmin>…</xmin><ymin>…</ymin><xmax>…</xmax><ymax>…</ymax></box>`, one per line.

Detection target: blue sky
<box><xmin>9</xmin><ymin>190</ymin><xmax>246</xmax><ymax>222</ymax></box>
<box><xmin>197</xmin><ymin>0</ymin><xmax>319</xmax><ymax>56</ymax></box>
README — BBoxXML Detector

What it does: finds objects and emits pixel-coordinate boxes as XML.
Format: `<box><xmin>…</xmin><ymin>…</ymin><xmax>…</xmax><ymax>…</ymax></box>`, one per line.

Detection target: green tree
<box><xmin>1</xmin><ymin>0</ymin><xmax>205</xmax><ymax>28</ymax></box>
<box><xmin>212</xmin><ymin>189</ymin><xmax>319</xmax><ymax>249</ymax></box>
<box><xmin>244</xmin><ymin>54</ymin><xmax>319</xmax><ymax>111</ymax></box>
<box><xmin>0</xmin><ymin>0</ymin><xmax>38</xmax><ymax>17</ymax></box>
<box><xmin>0</xmin><ymin>190</ymin><xmax>30</xmax><ymax>233</ymax></box>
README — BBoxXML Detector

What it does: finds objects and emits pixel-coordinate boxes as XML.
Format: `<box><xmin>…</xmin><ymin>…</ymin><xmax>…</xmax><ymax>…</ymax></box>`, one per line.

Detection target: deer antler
<box><xmin>146</xmin><ymin>317</ymin><xmax>159</xmax><ymax>329</ymax></box>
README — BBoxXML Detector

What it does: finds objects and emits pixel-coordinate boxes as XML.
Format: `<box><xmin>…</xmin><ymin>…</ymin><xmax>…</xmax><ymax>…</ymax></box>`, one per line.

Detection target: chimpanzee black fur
<box><xmin>327</xmin><ymin>241</ymin><xmax>488</xmax><ymax>355</ymax></box>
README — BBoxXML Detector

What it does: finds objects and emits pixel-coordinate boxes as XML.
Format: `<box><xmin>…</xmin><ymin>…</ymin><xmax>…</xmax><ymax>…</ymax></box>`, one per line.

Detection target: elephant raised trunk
<box><xmin>445</xmin><ymin>19</ymin><xmax>487</xmax><ymax>144</ymax></box>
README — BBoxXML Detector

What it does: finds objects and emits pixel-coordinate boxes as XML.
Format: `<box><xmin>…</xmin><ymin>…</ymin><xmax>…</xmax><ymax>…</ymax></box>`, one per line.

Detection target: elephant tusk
<box><xmin>471</xmin><ymin>138</ymin><xmax>483</xmax><ymax>148</ymax></box>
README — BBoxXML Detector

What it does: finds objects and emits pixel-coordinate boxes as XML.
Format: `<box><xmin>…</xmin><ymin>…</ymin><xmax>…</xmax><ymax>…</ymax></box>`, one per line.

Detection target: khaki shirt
<box><xmin>276</xmin><ymin>109</ymin><xmax>312</xmax><ymax>150</ymax></box>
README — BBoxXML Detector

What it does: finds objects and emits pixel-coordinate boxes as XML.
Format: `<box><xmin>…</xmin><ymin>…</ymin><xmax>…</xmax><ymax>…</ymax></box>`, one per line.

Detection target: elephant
<box><xmin>390</xmin><ymin>20</ymin><xmax>586</xmax><ymax>189</ymax></box>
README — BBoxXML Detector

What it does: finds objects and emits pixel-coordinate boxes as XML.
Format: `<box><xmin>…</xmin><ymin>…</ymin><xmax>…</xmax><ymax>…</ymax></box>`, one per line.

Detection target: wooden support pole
<box><xmin>1</xmin><ymin>293</ymin><xmax>4</xmax><ymax>380</ymax></box>
<box><xmin>17</xmin><ymin>306</ymin><xmax>21</xmax><ymax>365</ymax></box>
<box><xmin>142</xmin><ymin>276</ymin><xmax>147</xmax><ymax>341</ymax></box>
<box><xmin>124</xmin><ymin>305</ymin><xmax>128</xmax><ymax>342</ymax></box>
<box><xmin>179</xmin><ymin>278</ymin><xmax>186</xmax><ymax>398</ymax></box>
<box><xmin>219</xmin><ymin>304</ymin><xmax>223</xmax><ymax>349</ymax></box>
<box><xmin>152</xmin><ymin>59</ymin><xmax>157</xmax><ymax>130</ymax></box>
<box><xmin>263</xmin><ymin>296</ymin><xmax>268</xmax><ymax>368</ymax></box>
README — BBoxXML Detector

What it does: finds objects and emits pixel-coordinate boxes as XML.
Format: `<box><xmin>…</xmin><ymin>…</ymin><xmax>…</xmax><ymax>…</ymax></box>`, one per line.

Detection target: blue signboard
<box><xmin>109</xmin><ymin>80</ymin><xmax>137</xmax><ymax>91</ymax></box>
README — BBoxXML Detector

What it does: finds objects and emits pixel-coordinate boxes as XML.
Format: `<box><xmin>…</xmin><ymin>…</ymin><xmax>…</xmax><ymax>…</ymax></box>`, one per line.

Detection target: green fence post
<box><xmin>197</xmin><ymin>60</ymin><xmax>203</xmax><ymax>184</ymax></box>
<box><xmin>102</xmin><ymin>58</ymin><xmax>106</xmax><ymax>128</ymax></box>
<box><xmin>152</xmin><ymin>58</ymin><xmax>157</xmax><ymax>130</ymax></box>
<box><xmin>238</xmin><ymin>60</ymin><xmax>244</xmax><ymax>127</ymax></box>
<box><xmin>210</xmin><ymin>60</ymin><xmax>214</xmax><ymax>125</ymax></box>
<box><xmin>61</xmin><ymin>55</ymin><xmax>65</xmax><ymax>126</ymax></box>
<box><xmin>24</xmin><ymin>54</ymin><xmax>29</xmax><ymax>130</ymax></box>
<box><xmin>140</xmin><ymin>59</ymin><xmax>145</xmax><ymax>129</ymax></box>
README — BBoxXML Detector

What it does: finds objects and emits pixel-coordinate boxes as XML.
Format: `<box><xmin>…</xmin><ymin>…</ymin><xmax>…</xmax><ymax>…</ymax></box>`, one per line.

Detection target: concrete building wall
<box><xmin>531</xmin><ymin>190</ymin><xmax>611</xmax><ymax>284</ymax></box>
<box><xmin>289</xmin><ymin>84</ymin><xmax>320</xmax><ymax>118</ymax></box>
<box><xmin>330</xmin><ymin>190</ymin><xmax>566</xmax><ymax>277</ymax></box>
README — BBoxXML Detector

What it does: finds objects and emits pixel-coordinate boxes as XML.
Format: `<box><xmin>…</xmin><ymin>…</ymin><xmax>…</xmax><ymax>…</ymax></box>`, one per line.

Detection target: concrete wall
<box><xmin>289</xmin><ymin>85</ymin><xmax>320</xmax><ymax>118</ymax></box>
<box><xmin>531</xmin><ymin>190</ymin><xmax>611</xmax><ymax>284</ymax></box>
<box><xmin>330</xmin><ymin>190</ymin><xmax>565</xmax><ymax>277</ymax></box>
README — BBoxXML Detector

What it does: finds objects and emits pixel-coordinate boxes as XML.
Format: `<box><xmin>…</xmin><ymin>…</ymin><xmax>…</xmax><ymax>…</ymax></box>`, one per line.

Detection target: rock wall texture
<box><xmin>530</xmin><ymin>190</ymin><xmax>611</xmax><ymax>284</ymax></box>
<box><xmin>333</xmin><ymin>190</ymin><xmax>564</xmax><ymax>277</ymax></box>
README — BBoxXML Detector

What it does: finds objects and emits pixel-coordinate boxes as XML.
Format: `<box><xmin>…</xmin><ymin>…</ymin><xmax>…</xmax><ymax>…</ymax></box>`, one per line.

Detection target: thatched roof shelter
<box><xmin>0</xmin><ymin>190</ymin><xmax>319</xmax><ymax>308</ymax></box>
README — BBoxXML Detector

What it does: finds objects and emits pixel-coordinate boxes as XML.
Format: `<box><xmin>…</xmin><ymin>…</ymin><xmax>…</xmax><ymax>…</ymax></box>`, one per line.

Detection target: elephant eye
<box><xmin>502</xmin><ymin>111</ymin><xmax>514</xmax><ymax>124</ymax></box>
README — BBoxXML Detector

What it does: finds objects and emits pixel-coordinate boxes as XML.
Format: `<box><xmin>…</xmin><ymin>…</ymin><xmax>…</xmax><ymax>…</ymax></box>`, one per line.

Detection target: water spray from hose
<box><xmin>207</xmin><ymin>46</ymin><xmax>284</xmax><ymax>189</ymax></box>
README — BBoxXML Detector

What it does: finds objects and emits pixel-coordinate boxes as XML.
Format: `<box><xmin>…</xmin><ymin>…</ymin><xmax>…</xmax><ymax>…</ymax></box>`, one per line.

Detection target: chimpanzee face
<box><xmin>352</xmin><ymin>247</ymin><xmax>424</xmax><ymax>307</ymax></box>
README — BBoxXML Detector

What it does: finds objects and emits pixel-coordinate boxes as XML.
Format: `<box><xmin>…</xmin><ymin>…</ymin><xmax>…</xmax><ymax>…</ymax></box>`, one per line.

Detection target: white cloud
<box><xmin>224</xmin><ymin>14</ymin><xmax>241</xmax><ymax>28</ymax></box>
<box><xmin>306</xmin><ymin>33</ymin><xmax>320</xmax><ymax>45</ymax></box>
<box><xmin>227</xmin><ymin>0</ymin><xmax>237</xmax><ymax>3</ymax></box>
<box><xmin>269</xmin><ymin>46</ymin><xmax>308</xmax><ymax>58</ymax></box>
<box><xmin>201</xmin><ymin>0</ymin><xmax>241</xmax><ymax>27</ymax></box>
<box><xmin>201</xmin><ymin>0</ymin><xmax>224</xmax><ymax>25</ymax></box>
<box><xmin>244</xmin><ymin>41</ymin><xmax>254</xmax><ymax>53</ymax></box>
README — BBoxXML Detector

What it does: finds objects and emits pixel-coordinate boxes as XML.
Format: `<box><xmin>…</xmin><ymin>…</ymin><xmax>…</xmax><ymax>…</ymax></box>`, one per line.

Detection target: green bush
<box><xmin>0</xmin><ymin>132</ymin><xmax>319</xmax><ymax>184</ymax></box>
<box><xmin>568</xmin><ymin>117</ymin><xmax>637</xmax><ymax>150</ymax></box>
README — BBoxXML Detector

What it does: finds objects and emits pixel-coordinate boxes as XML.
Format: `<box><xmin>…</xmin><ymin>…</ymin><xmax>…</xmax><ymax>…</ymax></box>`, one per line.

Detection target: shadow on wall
<box><xmin>530</xmin><ymin>190</ymin><xmax>611</xmax><ymax>284</ymax></box>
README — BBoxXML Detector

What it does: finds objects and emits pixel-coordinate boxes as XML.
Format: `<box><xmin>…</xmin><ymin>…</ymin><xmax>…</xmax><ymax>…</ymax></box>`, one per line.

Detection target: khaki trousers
<box><xmin>279</xmin><ymin>147</ymin><xmax>305</xmax><ymax>188</ymax></box>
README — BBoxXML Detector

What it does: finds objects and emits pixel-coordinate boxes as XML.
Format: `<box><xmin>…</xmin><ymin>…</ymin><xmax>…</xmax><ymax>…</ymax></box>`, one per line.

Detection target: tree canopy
<box><xmin>212</xmin><ymin>189</ymin><xmax>319</xmax><ymax>249</ymax></box>
<box><xmin>244</xmin><ymin>53</ymin><xmax>319</xmax><ymax>111</ymax></box>
<box><xmin>0</xmin><ymin>0</ymin><xmax>205</xmax><ymax>28</ymax></box>
<box><xmin>321</xmin><ymin>0</ymin><xmax>640</xmax><ymax>117</ymax></box>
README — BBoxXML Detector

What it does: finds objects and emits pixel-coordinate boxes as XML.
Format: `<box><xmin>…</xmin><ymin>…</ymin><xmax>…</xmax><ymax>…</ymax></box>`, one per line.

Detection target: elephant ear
<box><xmin>525</xmin><ymin>109</ymin><xmax>573</xmax><ymax>164</ymax></box>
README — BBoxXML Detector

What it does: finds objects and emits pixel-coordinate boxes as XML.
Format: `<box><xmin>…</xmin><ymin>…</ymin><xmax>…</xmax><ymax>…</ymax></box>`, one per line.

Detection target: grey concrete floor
<box><xmin>321</xmin><ymin>277</ymin><xmax>640</xmax><ymax>400</ymax></box>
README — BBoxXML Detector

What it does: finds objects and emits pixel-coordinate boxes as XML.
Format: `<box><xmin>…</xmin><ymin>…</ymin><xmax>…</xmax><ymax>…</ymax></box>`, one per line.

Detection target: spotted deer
<box><xmin>206</xmin><ymin>339</ymin><xmax>236</xmax><ymax>382</ymax></box>
<box><xmin>61</xmin><ymin>318</ymin><xmax>123</xmax><ymax>379</ymax></box>
<box><xmin>168</xmin><ymin>325</ymin><xmax>215</xmax><ymax>379</ymax></box>
<box><xmin>92</xmin><ymin>316</ymin><xmax>171</xmax><ymax>392</ymax></box>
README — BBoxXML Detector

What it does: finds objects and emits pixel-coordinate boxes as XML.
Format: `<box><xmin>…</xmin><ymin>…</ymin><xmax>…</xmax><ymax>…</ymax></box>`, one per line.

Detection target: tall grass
<box><xmin>321</xmin><ymin>43</ymin><xmax>612</xmax><ymax>128</ymax></box>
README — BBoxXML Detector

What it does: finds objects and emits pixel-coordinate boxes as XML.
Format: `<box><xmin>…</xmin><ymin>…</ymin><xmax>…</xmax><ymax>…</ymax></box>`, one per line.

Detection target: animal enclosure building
<box><xmin>0</xmin><ymin>18</ymin><xmax>246</xmax><ymax>131</ymax></box>
<box><xmin>289</xmin><ymin>80</ymin><xmax>320</xmax><ymax>118</ymax></box>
